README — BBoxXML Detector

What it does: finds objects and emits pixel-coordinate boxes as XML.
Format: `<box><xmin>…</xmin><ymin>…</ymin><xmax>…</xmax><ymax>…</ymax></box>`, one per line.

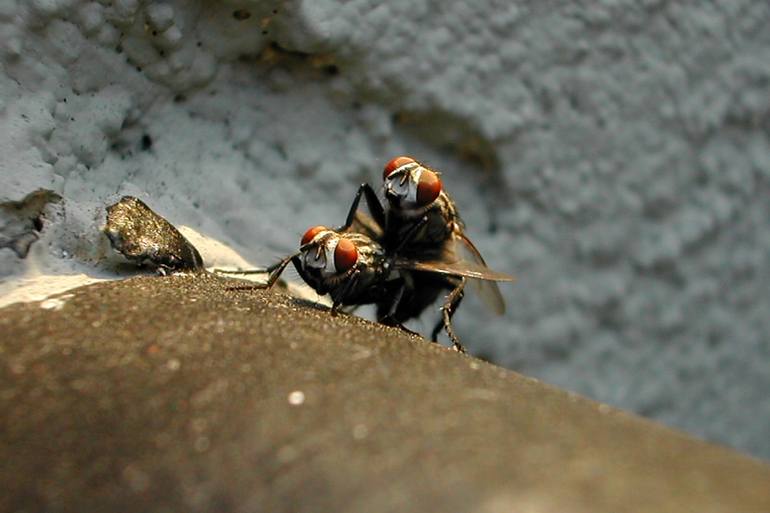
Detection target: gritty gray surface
<box><xmin>2</xmin><ymin>1</ymin><xmax>770</xmax><ymax>459</ymax></box>
<box><xmin>1</xmin><ymin>273</ymin><xmax>769</xmax><ymax>513</ymax></box>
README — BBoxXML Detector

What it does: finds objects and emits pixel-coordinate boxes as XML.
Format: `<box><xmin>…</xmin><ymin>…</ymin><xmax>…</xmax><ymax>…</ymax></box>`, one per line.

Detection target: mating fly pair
<box><xmin>224</xmin><ymin>156</ymin><xmax>513</xmax><ymax>353</ymax></box>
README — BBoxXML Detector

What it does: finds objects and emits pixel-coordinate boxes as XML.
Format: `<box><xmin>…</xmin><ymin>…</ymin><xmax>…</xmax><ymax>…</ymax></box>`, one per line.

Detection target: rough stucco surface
<box><xmin>0</xmin><ymin>1</ymin><xmax>769</xmax><ymax>458</ymax></box>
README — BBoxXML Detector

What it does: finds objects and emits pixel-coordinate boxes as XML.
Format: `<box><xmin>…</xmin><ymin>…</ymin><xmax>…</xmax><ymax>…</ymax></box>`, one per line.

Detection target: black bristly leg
<box><xmin>331</xmin><ymin>267</ymin><xmax>361</xmax><ymax>316</ymax></box>
<box><xmin>363</xmin><ymin>182</ymin><xmax>387</xmax><ymax>229</ymax></box>
<box><xmin>224</xmin><ymin>253</ymin><xmax>299</xmax><ymax>291</ymax></box>
<box><xmin>384</xmin><ymin>280</ymin><xmax>406</xmax><ymax>318</ymax></box>
<box><xmin>392</xmin><ymin>215</ymin><xmax>429</xmax><ymax>255</ymax></box>
<box><xmin>214</xmin><ymin>268</ymin><xmax>268</xmax><ymax>275</ymax></box>
<box><xmin>213</xmin><ymin>257</ymin><xmax>288</xmax><ymax>276</ymax></box>
<box><xmin>338</xmin><ymin>183</ymin><xmax>387</xmax><ymax>232</ymax></box>
<box><xmin>430</xmin><ymin>277</ymin><xmax>467</xmax><ymax>353</ymax></box>
<box><xmin>377</xmin><ymin>280</ymin><xmax>419</xmax><ymax>336</ymax></box>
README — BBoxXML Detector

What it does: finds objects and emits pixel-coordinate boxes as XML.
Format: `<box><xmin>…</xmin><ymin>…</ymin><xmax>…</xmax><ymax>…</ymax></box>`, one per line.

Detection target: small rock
<box><xmin>104</xmin><ymin>196</ymin><xmax>204</xmax><ymax>272</ymax></box>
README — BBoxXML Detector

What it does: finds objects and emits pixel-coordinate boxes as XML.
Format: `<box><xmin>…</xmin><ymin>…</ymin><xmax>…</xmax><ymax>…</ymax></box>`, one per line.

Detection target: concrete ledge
<box><xmin>1</xmin><ymin>273</ymin><xmax>768</xmax><ymax>513</ymax></box>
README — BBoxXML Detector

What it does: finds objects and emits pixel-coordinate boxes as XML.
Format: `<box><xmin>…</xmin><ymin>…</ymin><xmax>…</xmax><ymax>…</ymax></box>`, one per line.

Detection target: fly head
<box><xmin>382</xmin><ymin>156</ymin><xmax>442</xmax><ymax>213</ymax></box>
<box><xmin>297</xmin><ymin>225</ymin><xmax>358</xmax><ymax>292</ymax></box>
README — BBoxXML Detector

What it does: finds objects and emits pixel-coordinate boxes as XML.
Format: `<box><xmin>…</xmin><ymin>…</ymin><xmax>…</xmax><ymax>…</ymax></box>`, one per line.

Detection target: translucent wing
<box><xmin>396</xmin><ymin>257</ymin><xmax>514</xmax><ymax>283</ymax></box>
<box><xmin>454</xmin><ymin>233</ymin><xmax>509</xmax><ymax>315</ymax></box>
<box><xmin>347</xmin><ymin>210</ymin><xmax>385</xmax><ymax>240</ymax></box>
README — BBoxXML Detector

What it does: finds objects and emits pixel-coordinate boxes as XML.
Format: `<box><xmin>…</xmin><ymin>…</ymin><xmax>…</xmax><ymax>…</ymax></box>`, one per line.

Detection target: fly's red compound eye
<box><xmin>334</xmin><ymin>238</ymin><xmax>358</xmax><ymax>272</ymax></box>
<box><xmin>416</xmin><ymin>169</ymin><xmax>442</xmax><ymax>205</ymax></box>
<box><xmin>383</xmin><ymin>156</ymin><xmax>416</xmax><ymax>179</ymax></box>
<box><xmin>301</xmin><ymin>225</ymin><xmax>327</xmax><ymax>246</ymax></box>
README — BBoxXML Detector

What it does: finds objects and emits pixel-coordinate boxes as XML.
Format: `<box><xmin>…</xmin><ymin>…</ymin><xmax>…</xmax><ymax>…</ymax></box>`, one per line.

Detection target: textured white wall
<box><xmin>1</xmin><ymin>1</ymin><xmax>769</xmax><ymax>458</ymax></box>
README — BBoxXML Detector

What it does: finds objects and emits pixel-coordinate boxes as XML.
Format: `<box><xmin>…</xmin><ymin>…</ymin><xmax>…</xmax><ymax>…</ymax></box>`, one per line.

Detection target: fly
<box><xmin>220</xmin><ymin>160</ymin><xmax>513</xmax><ymax>353</ymax></box>
<box><xmin>336</xmin><ymin>156</ymin><xmax>512</xmax><ymax>351</ymax></box>
<box><xmin>223</xmin><ymin>219</ymin><xmax>511</xmax><ymax>350</ymax></box>
<box><xmin>242</xmin><ymin>224</ymin><xmax>400</xmax><ymax>314</ymax></box>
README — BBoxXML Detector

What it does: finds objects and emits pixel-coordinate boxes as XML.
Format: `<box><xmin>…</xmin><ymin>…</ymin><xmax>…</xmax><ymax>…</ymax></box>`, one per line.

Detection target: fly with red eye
<box><xmin>336</xmin><ymin>156</ymin><xmax>512</xmax><ymax>352</ymax></box>
<box><xmin>380</xmin><ymin>156</ymin><xmax>460</xmax><ymax>256</ymax></box>
<box><xmin>382</xmin><ymin>156</ymin><xmax>443</xmax><ymax>215</ymax></box>
<box><xmin>216</xmin><ymin>155</ymin><xmax>513</xmax><ymax>353</ymax></box>
<box><xmin>236</xmin><ymin>225</ymin><xmax>403</xmax><ymax>315</ymax></box>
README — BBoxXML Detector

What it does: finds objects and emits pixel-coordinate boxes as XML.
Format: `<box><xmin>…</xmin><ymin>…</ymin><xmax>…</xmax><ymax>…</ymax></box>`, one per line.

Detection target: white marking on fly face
<box><xmin>302</xmin><ymin>234</ymin><xmax>340</xmax><ymax>276</ymax></box>
<box><xmin>385</xmin><ymin>164</ymin><xmax>422</xmax><ymax>205</ymax></box>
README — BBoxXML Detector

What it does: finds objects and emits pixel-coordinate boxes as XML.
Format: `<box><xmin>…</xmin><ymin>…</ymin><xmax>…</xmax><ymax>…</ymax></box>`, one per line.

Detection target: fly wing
<box><xmin>348</xmin><ymin>210</ymin><xmax>385</xmax><ymax>240</ymax></box>
<box><xmin>453</xmin><ymin>233</ymin><xmax>509</xmax><ymax>315</ymax></box>
<box><xmin>398</xmin><ymin>258</ymin><xmax>514</xmax><ymax>283</ymax></box>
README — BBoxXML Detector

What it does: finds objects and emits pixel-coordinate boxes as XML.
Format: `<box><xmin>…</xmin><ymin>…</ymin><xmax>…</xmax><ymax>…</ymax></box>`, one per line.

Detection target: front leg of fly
<box><xmin>224</xmin><ymin>253</ymin><xmax>299</xmax><ymax>291</ymax></box>
<box><xmin>213</xmin><ymin>267</ymin><xmax>269</xmax><ymax>276</ymax></box>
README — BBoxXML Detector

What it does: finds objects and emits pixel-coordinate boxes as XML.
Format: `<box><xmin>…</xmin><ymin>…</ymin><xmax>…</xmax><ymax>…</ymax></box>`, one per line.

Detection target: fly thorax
<box><xmin>347</xmin><ymin>234</ymin><xmax>387</xmax><ymax>278</ymax></box>
<box><xmin>351</xmin><ymin>236</ymin><xmax>383</xmax><ymax>265</ymax></box>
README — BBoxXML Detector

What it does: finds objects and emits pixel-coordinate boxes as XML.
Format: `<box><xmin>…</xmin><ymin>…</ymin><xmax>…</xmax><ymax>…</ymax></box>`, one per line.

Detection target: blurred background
<box><xmin>1</xmin><ymin>1</ymin><xmax>769</xmax><ymax>459</ymax></box>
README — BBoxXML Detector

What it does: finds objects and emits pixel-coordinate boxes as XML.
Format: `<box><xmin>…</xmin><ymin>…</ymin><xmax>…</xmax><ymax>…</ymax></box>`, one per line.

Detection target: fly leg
<box><xmin>213</xmin><ymin>268</ymin><xmax>269</xmax><ymax>275</ymax></box>
<box><xmin>377</xmin><ymin>280</ymin><xmax>419</xmax><ymax>336</ymax></box>
<box><xmin>337</xmin><ymin>183</ymin><xmax>387</xmax><ymax>232</ymax></box>
<box><xmin>214</xmin><ymin>257</ymin><xmax>294</xmax><ymax>276</ymax></box>
<box><xmin>430</xmin><ymin>278</ymin><xmax>467</xmax><ymax>353</ymax></box>
<box><xmin>225</xmin><ymin>253</ymin><xmax>299</xmax><ymax>291</ymax></box>
<box><xmin>330</xmin><ymin>268</ymin><xmax>361</xmax><ymax>316</ymax></box>
<box><xmin>395</xmin><ymin>215</ymin><xmax>428</xmax><ymax>254</ymax></box>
